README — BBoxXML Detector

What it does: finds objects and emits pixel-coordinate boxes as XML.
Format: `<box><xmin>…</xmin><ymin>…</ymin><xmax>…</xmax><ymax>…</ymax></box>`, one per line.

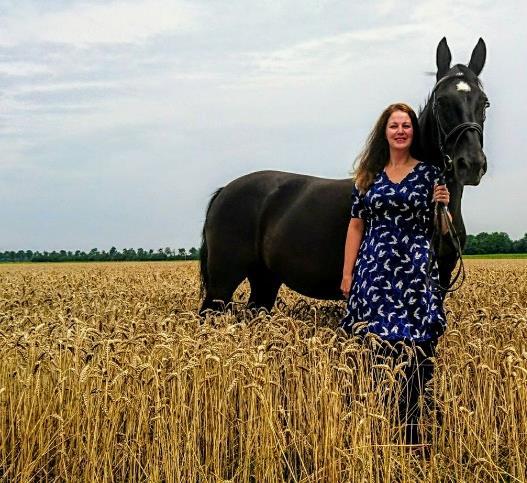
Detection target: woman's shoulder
<box><xmin>415</xmin><ymin>161</ymin><xmax>442</xmax><ymax>180</ymax></box>
<box><xmin>415</xmin><ymin>160</ymin><xmax>440</xmax><ymax>171</ymax></box>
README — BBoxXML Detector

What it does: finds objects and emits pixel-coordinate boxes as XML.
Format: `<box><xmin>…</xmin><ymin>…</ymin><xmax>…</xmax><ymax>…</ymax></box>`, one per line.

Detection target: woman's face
<box><xmin>385</xmin><ymin>110</ymin><xmax>413</xmax><ymax>152</ymax></box>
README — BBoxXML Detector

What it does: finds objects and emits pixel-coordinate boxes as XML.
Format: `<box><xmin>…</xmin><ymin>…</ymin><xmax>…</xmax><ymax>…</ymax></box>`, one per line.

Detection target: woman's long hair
<box><xmin>351</xmin><ymin>103</ymin><xmax>422</xmax><ymax>194</ymax></box>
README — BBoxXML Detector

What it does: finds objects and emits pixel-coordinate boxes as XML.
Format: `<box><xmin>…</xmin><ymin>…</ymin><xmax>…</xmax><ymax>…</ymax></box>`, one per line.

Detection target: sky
<box><xmin>0</xmin><ymin>0</ymin><xmax>525</xmax><ymax>251</ymax></box>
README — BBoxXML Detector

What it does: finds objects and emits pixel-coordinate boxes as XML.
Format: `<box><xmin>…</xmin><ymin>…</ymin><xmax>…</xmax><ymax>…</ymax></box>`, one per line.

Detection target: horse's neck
<box><xmin>418</xmin><ymin>105</ymin><xmax>441</xmax><ymax>162</ymax></box>
<box><xmin>449</xmin><ymin>181</ymin><xmax>466</xmax><ymax>238</ymax></box>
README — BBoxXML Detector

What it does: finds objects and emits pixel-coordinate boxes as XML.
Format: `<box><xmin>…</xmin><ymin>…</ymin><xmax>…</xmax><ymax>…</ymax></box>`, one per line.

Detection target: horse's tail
<box><xmin>200</xmin><ymin>187</ymin><xmax>224</xmax><ymax>301</ymax></box>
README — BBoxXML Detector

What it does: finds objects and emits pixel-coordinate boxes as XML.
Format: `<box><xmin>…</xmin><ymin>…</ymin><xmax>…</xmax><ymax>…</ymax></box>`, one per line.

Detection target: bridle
<box><xmin>426</xmin><ymin>73</ymin><xmax>486</xmax><ymax>294</ymax></box>
<box><xmin>431</xmin><ymin>74</ymin><xmax>485</xmax><ymax>164</ymax></box>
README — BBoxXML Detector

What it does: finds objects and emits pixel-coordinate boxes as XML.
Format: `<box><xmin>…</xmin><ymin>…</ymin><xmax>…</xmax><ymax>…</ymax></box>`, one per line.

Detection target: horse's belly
<box><xmin>263</xmin><ymin>218</ymin><xmax>345</xmax><ymax>299</ymax></box>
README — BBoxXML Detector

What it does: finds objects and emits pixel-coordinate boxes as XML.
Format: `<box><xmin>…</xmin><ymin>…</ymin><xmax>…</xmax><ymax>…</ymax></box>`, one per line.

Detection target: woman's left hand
<box><xmin>433</xmin><ymin>183</ymin><xmax>450</xmax><ymax>206</ymax></box>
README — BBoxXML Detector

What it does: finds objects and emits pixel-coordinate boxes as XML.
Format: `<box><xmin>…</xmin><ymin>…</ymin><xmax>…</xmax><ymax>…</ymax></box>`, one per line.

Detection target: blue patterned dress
<box><xmin>340</xmin><ymin>161</ymin><xmax>447</xmax><ymax>342</ymax></box>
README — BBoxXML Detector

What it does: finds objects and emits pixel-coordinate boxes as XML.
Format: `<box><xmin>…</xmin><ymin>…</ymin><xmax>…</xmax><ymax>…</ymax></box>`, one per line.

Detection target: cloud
<box><xmin>0</xmin><ymin>0</ymin><xmax>203</xmax><ymax>46</ymax></box>
<box><xmin>0</xmin><ymin>61</ymin><xmax>52</xmax><ymax>76</ymax></box>
<box><xmin>0</xmin><ymin>0</ymin><xmax>524</xmax><ymax>250</ymax></box>
<box><xmin>245</xmin><ymin>24</ymin><xmax>424</xmax><ymax>79</ymax></box>
<box><xmin>464</xmin><ymin>164</ymin><xmax>527</xmax><ymax>240</ymax></box>
<box><xmin>11</xmin><ymin>79</ymin><xmax>121</xmax><ymax>94</ymax></box>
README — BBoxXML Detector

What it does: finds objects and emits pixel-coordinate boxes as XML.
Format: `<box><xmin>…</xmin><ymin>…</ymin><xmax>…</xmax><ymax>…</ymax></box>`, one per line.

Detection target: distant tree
<box><xmin>487</xmin><ymin>232</ymin><xmax>513</xmax><ymax>253</ymax></box>
<box><xmin>465</xmin><ymin>232</ymin><xmax>517</xmax><ymax>254</ymax></box>
<box><xmin>121</xmin><ymin>248</ymin><xmax>136</xmax><ymax>260</ymax></box>
<box><xmin>464</xmin><ymin>234</ymin><xmax>479</xmax><ymax>254</ymax></box>
<box><xmin>513</xmin><ymin>233</ymin><xmax>527</xmax><ymax>253</ymax></box>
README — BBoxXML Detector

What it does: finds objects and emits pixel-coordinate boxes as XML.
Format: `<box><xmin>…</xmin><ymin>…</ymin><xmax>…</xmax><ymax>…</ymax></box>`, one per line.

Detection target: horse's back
<box><xmin>205</xmin><ymin>170</ymin><xmax>314</xmax><ymax>263</ymax></box>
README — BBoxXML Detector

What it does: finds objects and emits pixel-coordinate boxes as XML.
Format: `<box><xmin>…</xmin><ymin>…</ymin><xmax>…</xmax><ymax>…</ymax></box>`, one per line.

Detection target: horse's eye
<box><xmin>481</xmin><ymin>100</ymin><xmax>490</xmax><ymax>121</ymax></box>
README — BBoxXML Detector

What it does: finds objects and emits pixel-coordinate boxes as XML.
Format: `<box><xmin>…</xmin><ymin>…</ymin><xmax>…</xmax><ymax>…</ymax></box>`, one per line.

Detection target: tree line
<box><xmin>0</xmin><ymin>232</ymin><xmax>526</xmax><ymax>263</ymax></box>
<box><xmin>464</xmin><ymin>232</ymin><xmax>527</xmax><ymax>254</ymax></box>
<box><xmin>0</xmin><ymin>247</ymin><xmax>200</xmax><ymax>263</ymax></box>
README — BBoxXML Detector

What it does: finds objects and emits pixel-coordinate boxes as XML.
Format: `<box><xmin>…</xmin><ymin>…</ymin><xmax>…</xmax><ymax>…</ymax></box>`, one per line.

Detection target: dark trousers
<box><xmin>372</xmin><ymin>338</ymin><xmax>438</xmax><ymax>445</ymax></box>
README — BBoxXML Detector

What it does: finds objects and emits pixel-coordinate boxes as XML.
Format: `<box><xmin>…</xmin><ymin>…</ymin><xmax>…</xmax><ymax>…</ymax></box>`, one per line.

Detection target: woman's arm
<box><xmin>342</xmin><ymin>218</ymin><xmax>365</xmax><ymax>277</ymax></box>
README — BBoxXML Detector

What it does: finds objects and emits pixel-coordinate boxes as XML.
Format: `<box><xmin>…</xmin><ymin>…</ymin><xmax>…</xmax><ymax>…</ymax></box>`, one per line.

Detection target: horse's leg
<box><xmin>199</xmin><ymin>251</ymin><xmax>249</xmax><ymax>316</ymax></box>
<box><xmin>438</xmin><ymin>250</ymin><xmax>458</xmax><ymax>301</ymax></box>
<box><xmin>247</xmin><ymin>265</ymin><xmax>281</xmax><ymax>313</ymax></box>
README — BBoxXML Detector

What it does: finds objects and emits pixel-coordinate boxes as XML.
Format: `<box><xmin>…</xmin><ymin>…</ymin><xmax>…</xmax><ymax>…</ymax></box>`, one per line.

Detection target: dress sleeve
<box><xmin>426</xmin><ymin>164</ymin><xmax>443</xmax><ymax>203</ymax></box>
<box><xmin>350</xmin><ymin>182</ymin><xmax>367</xmax><ymax>219</ymax></box>
<box><xmin>431</xmin><ymin>164</ymin><xmax>443</xmax><ymax>185</ymax></box>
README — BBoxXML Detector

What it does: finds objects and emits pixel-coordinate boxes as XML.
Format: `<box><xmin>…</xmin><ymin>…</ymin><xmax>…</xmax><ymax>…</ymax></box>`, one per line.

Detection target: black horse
<box><xmin>199</xmin><ymin>37</ymin><xmax>489</xmax><ymax>315</ymax></box>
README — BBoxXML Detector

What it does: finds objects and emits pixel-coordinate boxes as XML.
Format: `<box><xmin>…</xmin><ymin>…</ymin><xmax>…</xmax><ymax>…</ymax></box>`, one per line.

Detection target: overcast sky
<box><xmin>0</xmin><ymin>0</ymin><xmax>525</xmax><ymax>251</ymax></box>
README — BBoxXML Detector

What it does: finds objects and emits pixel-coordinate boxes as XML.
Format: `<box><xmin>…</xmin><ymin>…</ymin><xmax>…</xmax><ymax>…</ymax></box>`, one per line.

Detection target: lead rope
<box><xmin>425</xmin><ymin>158</ymin><xmax>466</xmax><ymax>294</ymax></box>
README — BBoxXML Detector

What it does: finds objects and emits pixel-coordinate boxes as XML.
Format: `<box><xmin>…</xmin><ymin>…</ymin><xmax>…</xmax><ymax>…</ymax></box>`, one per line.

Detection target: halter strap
<box><xmin>431</xmin><ymin>86</ymin><xmax>484</xmax><ymax>176</ymax></box>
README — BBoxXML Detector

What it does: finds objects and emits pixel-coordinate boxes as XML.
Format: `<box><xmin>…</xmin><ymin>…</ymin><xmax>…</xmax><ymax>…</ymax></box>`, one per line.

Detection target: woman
<box><xmin>340</xmin><ymin>102</ymin><xmax>451</xmax><ymax>445</ymax></box>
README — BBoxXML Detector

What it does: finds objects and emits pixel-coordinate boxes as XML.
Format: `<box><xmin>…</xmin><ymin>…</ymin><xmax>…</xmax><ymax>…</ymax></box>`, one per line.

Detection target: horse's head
<box><xmin>421</xmin><ymin>37</ymin><xmax>489</xmax><ymax>186</ymax></box>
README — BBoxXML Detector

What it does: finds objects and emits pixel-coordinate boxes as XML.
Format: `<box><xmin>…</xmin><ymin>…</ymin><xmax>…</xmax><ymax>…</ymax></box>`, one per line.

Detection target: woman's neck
<box><xmin>387</xmin><ymin>150</ymin><xmax>411</xmax><ymax>168</ymax></box>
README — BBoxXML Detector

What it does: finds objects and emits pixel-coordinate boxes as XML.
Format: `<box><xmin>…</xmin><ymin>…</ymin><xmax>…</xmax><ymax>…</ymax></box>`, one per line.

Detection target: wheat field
<box><xmin>0</xmin><ymin>260</ymin><xmax>526</xmax><ymax>482</ymax></box>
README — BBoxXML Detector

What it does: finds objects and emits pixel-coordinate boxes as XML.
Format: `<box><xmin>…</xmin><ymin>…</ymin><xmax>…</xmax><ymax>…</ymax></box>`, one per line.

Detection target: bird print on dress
<box><xmin>340</xmin><ymin>162</ymin><xmax>447</xmax><ymax>342</ymax></box>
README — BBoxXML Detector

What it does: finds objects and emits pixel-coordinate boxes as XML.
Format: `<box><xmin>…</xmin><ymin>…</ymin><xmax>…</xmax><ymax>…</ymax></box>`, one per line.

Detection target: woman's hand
<box><xmin>341</xmin><ymin>274</ymin><xmax>353</xmax><ymax>299</ymax></box>
<box><xmin>433</xmin><ymin>183</ymin><xmax>450</xmax><ymax>206</ymax></box>
<box><xmin>433</xmin><ymin>182</ymin><xmax>453</xmax><ymax>234</ymax></box>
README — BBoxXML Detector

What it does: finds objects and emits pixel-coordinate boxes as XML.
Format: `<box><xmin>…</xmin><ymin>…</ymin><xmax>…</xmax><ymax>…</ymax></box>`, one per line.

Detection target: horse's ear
<box><xmin>436</xmin><ymin>37</ymin><xmax>452</xmax><ymax>81</ymax></box>
<box><xmin>468</xmin><ymin>38</ymin><xmax>486</xmax><ymax>76</ymax></box>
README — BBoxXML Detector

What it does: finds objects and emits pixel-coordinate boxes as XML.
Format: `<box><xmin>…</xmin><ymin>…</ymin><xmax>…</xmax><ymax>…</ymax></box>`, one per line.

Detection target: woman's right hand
<box><xmin>340</xmin><ymin>274</ymin><xmax>353</xmax><ymax>299</ymax></box>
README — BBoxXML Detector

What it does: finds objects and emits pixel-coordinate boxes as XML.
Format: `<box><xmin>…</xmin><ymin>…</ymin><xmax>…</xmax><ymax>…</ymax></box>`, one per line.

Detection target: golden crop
<box><xmin>0</xmin><ymin>260</ymin><xmax>526</xmax><ymax>482</ymax></box>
